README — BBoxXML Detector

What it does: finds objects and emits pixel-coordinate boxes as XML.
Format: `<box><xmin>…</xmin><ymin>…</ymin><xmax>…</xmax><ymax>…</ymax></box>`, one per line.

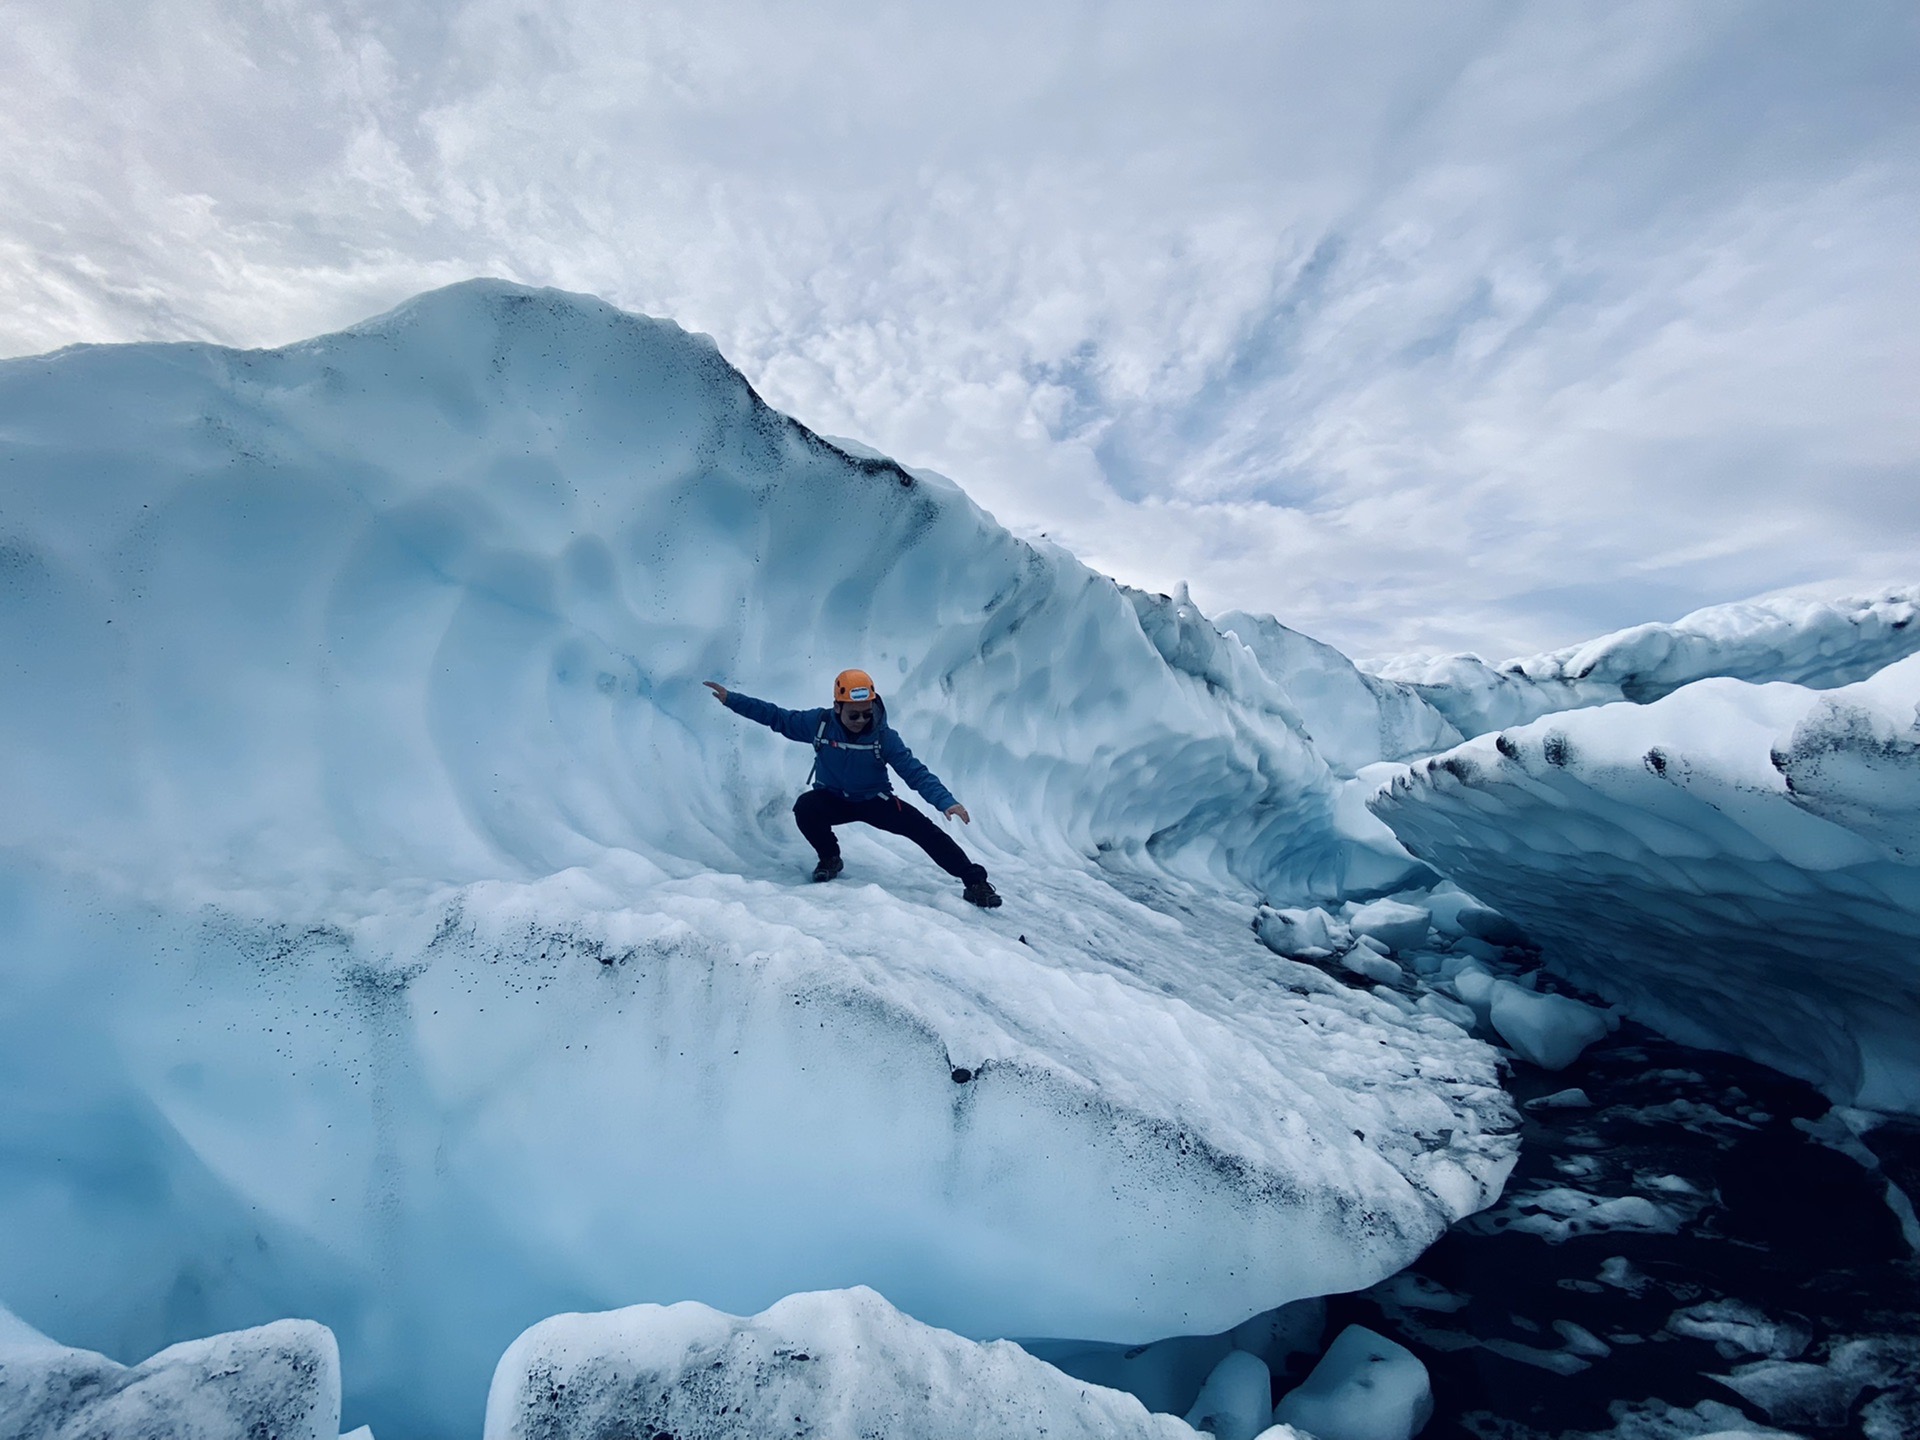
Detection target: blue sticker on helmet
<box><xmin>848</xmin><ymin>687</ymin><xmax>871</xmax><ymax>700</ymax></box>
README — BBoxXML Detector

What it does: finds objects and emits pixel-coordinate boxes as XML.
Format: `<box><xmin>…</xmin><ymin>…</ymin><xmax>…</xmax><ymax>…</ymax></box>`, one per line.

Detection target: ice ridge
<box><xmin>1367</xmin><ymin>588</ymin><xmax>1920</xmax><ymax>737</ymax></box>
<box><xmin>1370</xmin><ymin>654</ymin><xmax>1920</xmax><ymax>1112</ymax></box>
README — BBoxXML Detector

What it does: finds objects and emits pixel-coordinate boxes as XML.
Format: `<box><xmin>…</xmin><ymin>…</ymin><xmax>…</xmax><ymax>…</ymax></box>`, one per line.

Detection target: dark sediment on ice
<box><xmin>1332</xmin><ymin>1022</ymin><xmax>1920</xmax><ymax>1439</ymax></box>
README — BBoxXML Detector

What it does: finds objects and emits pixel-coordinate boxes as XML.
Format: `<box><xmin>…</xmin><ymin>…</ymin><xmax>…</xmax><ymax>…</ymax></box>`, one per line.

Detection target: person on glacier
<box><xmin>704</xmin><ymin>669</ymin><xmax>1002</xmax><ymax>908</ymax></box>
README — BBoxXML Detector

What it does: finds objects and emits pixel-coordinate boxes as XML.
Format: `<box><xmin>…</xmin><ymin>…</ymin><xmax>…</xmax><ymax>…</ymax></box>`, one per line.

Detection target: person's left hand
<box><xmin>945</xmin><ymin>804</ymin><xmax>970</xmax><ymax>824</ymax></box>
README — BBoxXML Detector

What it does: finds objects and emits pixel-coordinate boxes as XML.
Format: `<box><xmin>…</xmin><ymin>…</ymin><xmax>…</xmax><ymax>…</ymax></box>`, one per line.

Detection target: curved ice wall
<box><xmin>0</xmin><ymin>283</ymin><xmax>1510</xmax><ymax>1436</ymax></box>
<box><xmin>0</xmin><ymin>281</ymin><xmax>1412</xmax><ymax>903</ymax></box>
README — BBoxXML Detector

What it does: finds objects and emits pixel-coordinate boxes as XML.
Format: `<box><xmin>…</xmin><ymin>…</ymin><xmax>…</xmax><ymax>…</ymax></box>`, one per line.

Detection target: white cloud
<box><xmin>2</xmin><ymin>0</ymin><xmax>1914</xmax><ymax>656</ymax></box>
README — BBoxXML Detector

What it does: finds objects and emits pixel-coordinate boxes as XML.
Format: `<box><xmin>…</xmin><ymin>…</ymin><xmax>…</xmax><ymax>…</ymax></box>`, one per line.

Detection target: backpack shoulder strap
<box><xmin>806</xmin><ymin>716</ymin><xmax>828</xmax><ymax>787</ymax></box>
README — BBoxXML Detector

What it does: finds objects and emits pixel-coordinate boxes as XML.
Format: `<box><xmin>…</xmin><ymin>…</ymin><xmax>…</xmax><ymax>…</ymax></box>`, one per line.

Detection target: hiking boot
<box><xmin>811</xmin><ymin>856</ymin><xmax>844</xmax><ymax>883</ymax></box>
<box><xmin>963</xmin><ymin>879</ymin><xmax>1002</xmax><ymax>909</ymax></box>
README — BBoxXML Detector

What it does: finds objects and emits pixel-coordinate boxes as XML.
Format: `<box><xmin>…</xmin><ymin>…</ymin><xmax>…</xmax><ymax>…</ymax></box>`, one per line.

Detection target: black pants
<box><xmin>794</xmin><ymin>789</ymin><xmax>987</xmax><ymax>885</ymax></box>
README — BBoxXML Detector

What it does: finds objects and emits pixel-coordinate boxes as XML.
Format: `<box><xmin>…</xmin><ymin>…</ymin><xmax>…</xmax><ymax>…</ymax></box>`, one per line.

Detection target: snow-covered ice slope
<box><xmin>0</xmin><ymin>282</ymin><xmax>1511</xmax><ymax>1436</ymax></box>
<box><xmin>0</xmin><ymin>278</ymin><xmax>1416</xmax><ymax>903</ymax></box>
<box><xmin>0</xmin><ymin>1304</ymin><xmax>340</xmax><ymax>1440</ymax></box>
<box><xmin>1369</xmin><ymin>653</ymin><xmax>1920</xmax><ymax>1112</ymax></box>
<box><xmin>1371</xmin><ymin>589</ymin><xmax>1920</xmax><ymax>738</ymax></box>
<box><xmin>483</xmin><ymin>1286</ymin><xmax>1210</xmax><ymax>1440</ymax></box>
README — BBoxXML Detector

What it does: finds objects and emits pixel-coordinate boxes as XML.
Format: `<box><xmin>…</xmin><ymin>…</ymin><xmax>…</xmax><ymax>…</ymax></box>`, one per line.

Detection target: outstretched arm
<box><xmin>705</xmin><ymin>681</ymin><xmax>822</xmax><ymax>743</ymax></box>
<box><xmin>883</xmin><ymin>730</ymin><xmax>966</xmax><ymax>820</ymax></box>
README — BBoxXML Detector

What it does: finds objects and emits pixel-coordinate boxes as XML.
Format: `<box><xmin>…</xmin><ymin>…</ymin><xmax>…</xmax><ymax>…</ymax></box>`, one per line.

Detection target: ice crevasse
<box><xmin>0</xmin><ymin>281</ymin><xmax>1515</xmax><ymax>1436</ymax></box>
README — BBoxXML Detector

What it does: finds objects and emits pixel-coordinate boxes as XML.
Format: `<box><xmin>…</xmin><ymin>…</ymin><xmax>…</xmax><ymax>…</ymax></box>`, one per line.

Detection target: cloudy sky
<box><xmin>4</xmin><ymin>1</ymin><xmax>1915</xmax><ymax>657</ymax></box>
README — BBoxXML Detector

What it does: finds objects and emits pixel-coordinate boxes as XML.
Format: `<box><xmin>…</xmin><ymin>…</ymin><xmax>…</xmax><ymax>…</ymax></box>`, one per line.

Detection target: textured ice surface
<box><xmin>0</xmin><ymin>282</ymin><xmax>1511</xmax><ymax>1436</ymax></box>
<box><xmin>1666</xmin><ymin>1300</ymin><xmax>1810</xmax><ymax>1361</ymax></box>
<box><xmin>483</xmin><ymin>1287</ymin><xmax>1200</xmax><ymax>1440</ymax></box>
<box><xmin>1270</xmin><ymin>1324</ymin><xmax>1433</xmax><ymax>1440</ymax></box>
<box><xmin>0</xmin><ymin>287</ymin><xmax>1415</xmax><ymax>903</ymax></box>
<box><xmin>1183</xmin><ymin>1349</ymin><xmax>1272</xmax><ymax>1440</ymax></box>
<box><xmin>1712</xmin><ymin>1335</ymin><xmax>1920</xmax><ymax>1434</ymax></box>
<box><xmin>1371</xmin><ymin>654</ymin><xmax>1920</xmax><ymax>1110</ymax></box>
<box><xmin>1488</xmin><ymin>983</ymin><xmax>1616</xmax><ymax>1071</ymax></box>
<box><xmin>0</xmin><ymin>1305</ymin><xmax>339</xmax><ymax>1440</ymax></box>
<box><xmin>1216</xmin><ymin>610</ymin><xmax>1463</xmax><ymax>774</ymax></box>
<box><xmin>1347</xmin><ymin>899</ymin><xmax>1432</xmax><ymax>954</ymax></box>
<box><xmin>1371</xmin><ymin>588</ymin><xmax>1920</xmax><ymax>737</ymax></box>
<box><xmin>1253</xmin><ymin>905</ymin><xmax>1352</xmax><ymax>960</ymax></box>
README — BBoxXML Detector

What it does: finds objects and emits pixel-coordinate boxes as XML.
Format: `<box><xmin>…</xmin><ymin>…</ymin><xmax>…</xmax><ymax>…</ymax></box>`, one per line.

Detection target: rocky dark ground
<box><xmin>1325</xmin><ymin>1021</ymin><xmax>1920</xmax><ymax>1439</ymax></box>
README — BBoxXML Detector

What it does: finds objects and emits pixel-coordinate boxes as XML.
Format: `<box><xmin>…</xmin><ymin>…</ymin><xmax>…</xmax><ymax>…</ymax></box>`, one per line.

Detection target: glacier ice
<box><xmin>0</xmin><ymin>1304</ymin><xmax>340</xmax><ymax>1440</ymax></box>
<box><xmin>1021</xmin><ymin>1298</ymin><xmax>1325</xmax><ymax>1419</ymax></box>
<box><xmin>0</xmin><ymin>281</ymin><xmax>1513</xmax><ymax>1435</ymax></box>
<box><xmin>1371</xmin><ymin>588</ymin><xmax>1920</xmax><ymax>737</ymax></box>
<box><xmin>1487</xmin><ymin>982</ymin><xmax>1616</xmax><ymax>1071</ymax></box>
<box><xmin>1711</xmin><ymin>1336</ymin><xmax>1920</xmax><ymax>1434</ymax></box>
<box><xmin>1215</xmin><ymin>610</ymin><xmax>1464</xmax><ymax>774</ymax></box>
<box><xmin>1182</xmin><ymin>1348</ymin><xmax>1273</xmax><ymax>1440</ymax></box>
<box><xmin>1269</xmin><ymin>1323</ymin><xmax>1433</xmax><ymax>1440</ymax></box>
<box><xmin>482</xmin><ymin>1286</ymin><xmax>1200</xmax><ymax>1440</ymax></box>
<box><xmin>1346</xmin><ymin>898</ymin><xmax>1432</xmax><ymax>954</ymax></box>
<box><xmin>9</xmin><ymin>274</ymin><xmax>1915</xmax><ymax>1436</ymax></box>
<box><xmin>1666</xmin><ymin>1300</ymin><xmax>1810</xmax><ymax>1362</ymax></box>
<box><xmin>1253</xmin><ymin>904</ymin><xmax>1352</xmax><ymax>960</ymax></box>
<box><xmin>1370</xmin><ymin>654</ymin><xmax>1920</xmax><ymax>1111</ymax></box>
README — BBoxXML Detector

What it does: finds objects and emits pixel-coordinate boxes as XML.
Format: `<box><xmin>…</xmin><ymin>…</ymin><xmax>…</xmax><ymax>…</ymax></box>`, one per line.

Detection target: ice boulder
<box><xmin>1369</xmin><ymin>588</ymin><xmax>1920</xmax><ymax>737</ymax></box>
<box><xmin>1425</xmin><ymin>889</ymin><xmax>1530</xmax><ymax>948</ymax></box>
<box><xmin>1254</xmin><ymin>906</ymin><xmax>1352</xmax><ymax>960</ymax></box>
<box><xmin>0</xmin><ymin>1306</ymin><xmax>340</xmax><ymax>1440</ymax></box>
<box><xmin>1487</xmin><ymin>981</ymin><xmax>1615</xmax><ymax>1071</ymax></box>
<box><xmin>1183</xmin><ymin>1349</ymin><xmax>1272</xmax><ymax>1440</ymax></box>
<box><xmin>1271</xmin><ymin>1324</ymin><xmax>1433</xmax><ymax>1440</ymax></box>
<box><xmin>1447</xmin><ymin>964</ymin><xmax>1498</xmax><ymax>1029</ymax></box>
<box><xmin>1371</xmin><ymin>654</ymin><xmax>1920</xmax><ymax>1111</ymax></box>
<box><xmin>483</xmin><ymin>1287</ymin><xmax>1197</xmax><ymax>1440</ymax></box>
<box><xmin>1343</xmin><ymin>946</ymin><xmax>1405</xmax><ymax>986</ymax></box>
<box><xmin>1347</xmin><ymin>900</ymin><xmax>1431</xmax><ymax>954</ymax></box>
<box><xmin>1666</xmin><ymin>1300</ymin><xmax>1811</xmax><ymax>1361</ymax></box>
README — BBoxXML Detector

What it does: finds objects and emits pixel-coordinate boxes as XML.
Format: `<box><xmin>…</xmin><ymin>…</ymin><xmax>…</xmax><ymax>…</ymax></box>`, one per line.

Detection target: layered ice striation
<box><xmin>0</xmin><ymin>282</ymin><xmax>1512</xmax><ymax>1436</ymax></box>
<box><xmin>1370</xmin><ymin>653</ymin><xmax>1920</xmax><ymax>1111</ymax></box>
<box><xmin>1371</xmin><ymin>589</ymin><xmax>1920</xmax><ymax>738</ymax></box>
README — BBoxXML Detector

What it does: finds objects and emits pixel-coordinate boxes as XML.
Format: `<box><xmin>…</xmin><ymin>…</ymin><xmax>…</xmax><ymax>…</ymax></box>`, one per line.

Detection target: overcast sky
<box><xmin>4</xmin><ymin>1</ymin><xmax>1915</xmax><ymax>658</ymax></box>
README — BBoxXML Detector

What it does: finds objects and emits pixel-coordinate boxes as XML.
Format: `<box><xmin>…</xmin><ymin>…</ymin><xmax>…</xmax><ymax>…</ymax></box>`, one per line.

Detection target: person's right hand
<box><xmin>703</xmin><ymin>681</ymin><xmax>729</xmax><ymax>702</ymax></box>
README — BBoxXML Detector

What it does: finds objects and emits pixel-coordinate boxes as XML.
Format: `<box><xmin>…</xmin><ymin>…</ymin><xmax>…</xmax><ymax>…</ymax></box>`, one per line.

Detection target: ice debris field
<box><xmin>0</xmin><ymin>281</ymin><xmax>1915</xmax><ymax>1440</ymax></box>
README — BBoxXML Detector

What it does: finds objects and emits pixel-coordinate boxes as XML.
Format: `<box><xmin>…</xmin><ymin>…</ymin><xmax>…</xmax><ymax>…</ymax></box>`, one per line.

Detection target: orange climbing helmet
<box><xmin>833</xmin><ymin>668</ymin><xmax>877</xmax><ymax>704</ymax></box>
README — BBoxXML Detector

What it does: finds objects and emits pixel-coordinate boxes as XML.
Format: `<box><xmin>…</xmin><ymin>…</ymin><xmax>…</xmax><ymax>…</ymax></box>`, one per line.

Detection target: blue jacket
<box><xmin>724</xmin><ymin>691</ymin><xmax>959</xmax><ymax>812</ymax></box>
